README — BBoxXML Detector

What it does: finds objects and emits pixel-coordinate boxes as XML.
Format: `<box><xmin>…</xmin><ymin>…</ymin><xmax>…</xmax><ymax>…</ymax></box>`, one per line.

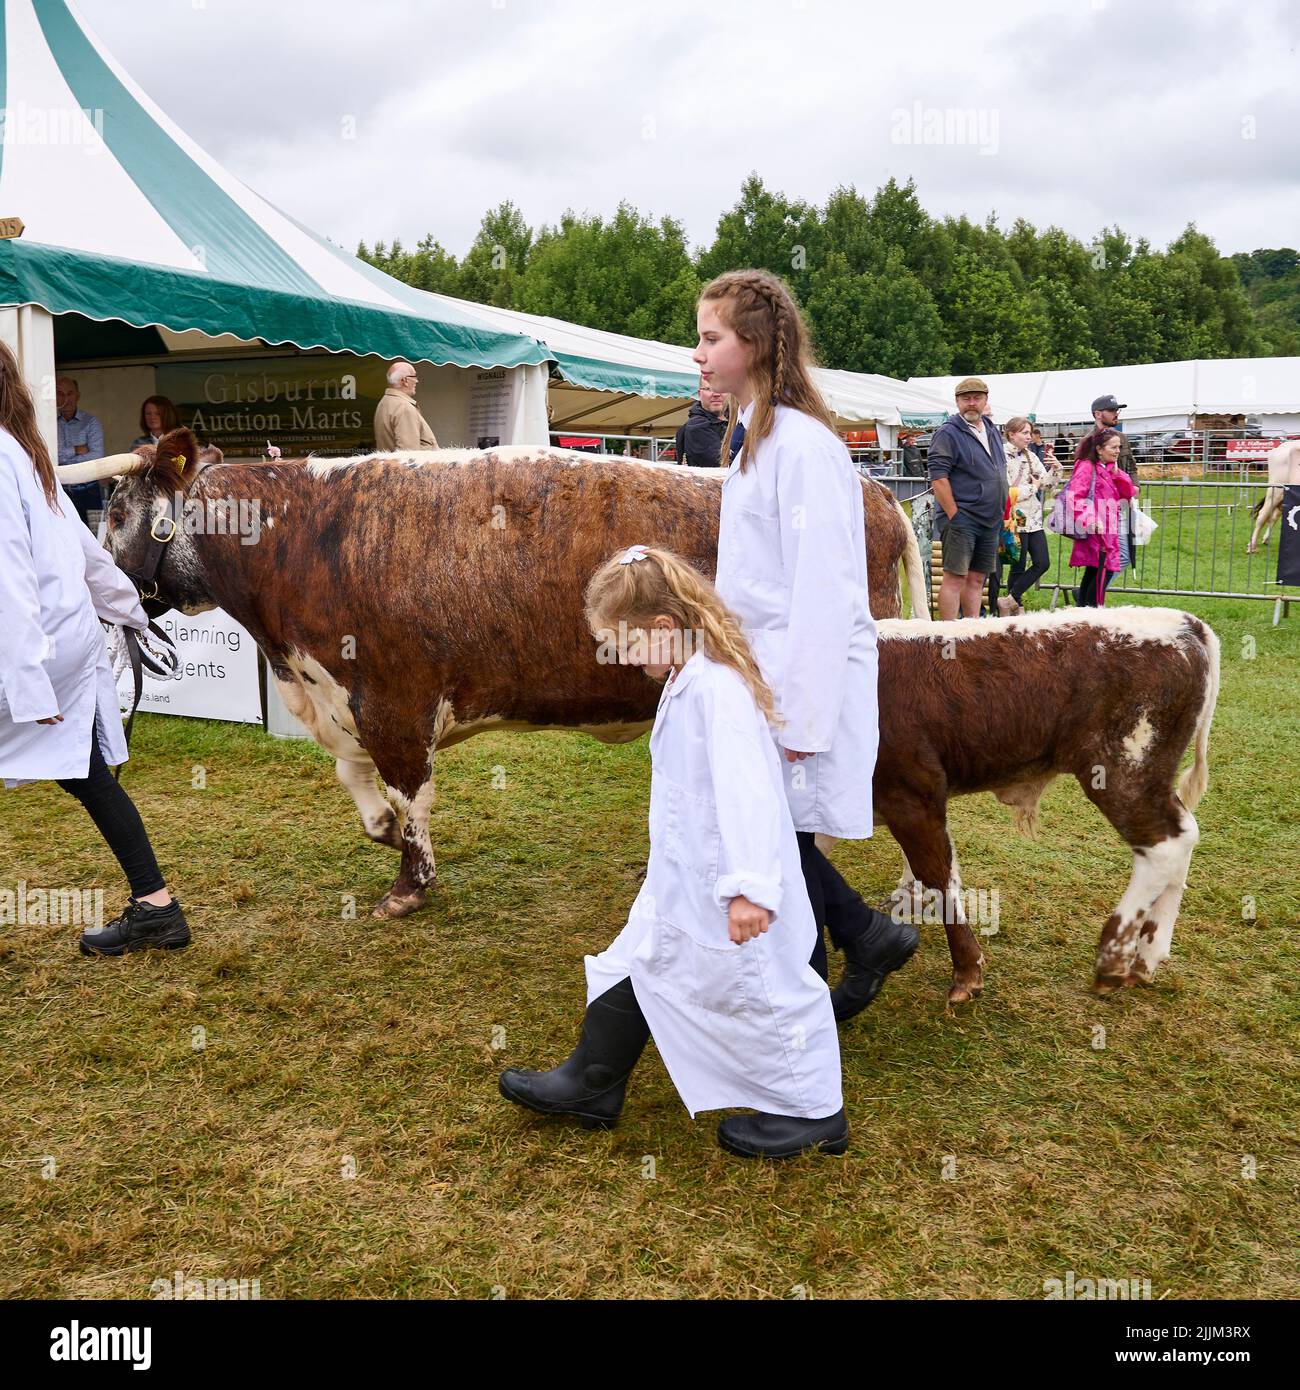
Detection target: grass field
<box><xmin>2</xmin><ymin>592</ymin><xmax>1297</xmax><ymax>1300</ymax></box>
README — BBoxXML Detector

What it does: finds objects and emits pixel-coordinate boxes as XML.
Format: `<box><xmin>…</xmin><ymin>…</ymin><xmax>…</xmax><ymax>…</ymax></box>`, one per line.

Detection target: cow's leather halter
<box><xmin>111</xmin><ymin>489</ymin><xmax>182</xmax><ymax>780</ymax></box>
<box><xmin>129</xmin><ymin>490</ymin><xmax>183</xmax><ymax>620</ymax></box>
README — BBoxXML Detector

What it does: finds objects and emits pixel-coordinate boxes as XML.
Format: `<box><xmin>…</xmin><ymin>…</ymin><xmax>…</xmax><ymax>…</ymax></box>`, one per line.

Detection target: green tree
<box><xmin>944</xmin><ymin>249</ymin><xmax>1051</xmax><ymax>373</ymax></box>
<box><xmin>696</xmin><ymin>174</ymin><xmax>823</xmax><ymax>300</ymax></box>
<box><xmin>457</xmin><ymin>201</ymin><xmax>533</xmax><ymax>307</ymax></box>
<box><xmin>516</xmin><ymin>203</ymin><xmax>701</xmax><ymax>343</ymax></box>
<box><xmin>1031</xmin><ymin>275</ymin><xmax>1100</xmax><ymax>369</ymax></box>
<box><xmin>806</xmin><ymin>250</ymin><xmax>950</xmax><ymax>377</ymax></box>
<box><xmin>357</xmin><ymin>234</ymin><xmax>461</xmax><ymax>295</ymax></box>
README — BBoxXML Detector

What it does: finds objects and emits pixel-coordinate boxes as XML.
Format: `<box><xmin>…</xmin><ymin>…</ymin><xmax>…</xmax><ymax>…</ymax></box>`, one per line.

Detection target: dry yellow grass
<box><xmin>1</xmin><ymin>599</ymin><xmax>1296</xmax><ymax>1299</ymax></box>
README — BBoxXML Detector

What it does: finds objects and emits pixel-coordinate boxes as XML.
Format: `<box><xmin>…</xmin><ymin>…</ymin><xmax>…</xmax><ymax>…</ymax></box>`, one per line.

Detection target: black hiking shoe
<box><xmin>80</xmin><ymin>897</ymin><xmax>191</xmax><ymax>956</ymax></box>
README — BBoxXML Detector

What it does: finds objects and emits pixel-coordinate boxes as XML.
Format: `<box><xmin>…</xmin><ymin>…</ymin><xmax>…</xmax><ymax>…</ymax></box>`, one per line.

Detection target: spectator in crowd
<box><xmin>1029</xmin><ymin>425</ymin><xmax>1050</xmax><ymax>463</ymax></box>
<box><xmin>1065</xmin><ymin>428</ymin><xmax>1138</xmax><ymax>607</ymax></box>
<box><xmin>55</xmin><ymin>376</ymin><xmax>105</xmax><ymax>529</ymax></box>
<box><xmin>131</xmin><ymin>396</ymin><xmax>180</xmax><ymax>449</ymax></box>
<box><xmin>927</xmin><ymin>377</ymin><xmax>1009</xmax><ymax>619</ymax></box>
<box><xmin>899</xmin><ymin>429</ymin><xmax>926</xmax><ymax>477</ymax></box>
<box><xmin>1083</xmin><ymin>394</ymin><xmax>1137</xmax><ymax>573</ymax></box>
<box><xmin>999</xmin><ymin>416</ymin><xmax>1055</xmax><ymax>614</ymax></box>
<box><xmin>1086</xmin><ymin>394</ymin><xmax>1137</xmax><ymax>480</ymax></box>
<box><xmin>673</xmin><ymin>381</ymin><xmax>729</xmax><ymax>466</ymax></box>
<box><xmin>374</xmin><ymin>361</ymin><xmax>438</xmax><ymax>452</ymax></box>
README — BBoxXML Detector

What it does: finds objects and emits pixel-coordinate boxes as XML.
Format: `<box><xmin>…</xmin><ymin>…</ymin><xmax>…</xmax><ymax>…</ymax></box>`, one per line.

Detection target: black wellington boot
<box><xmin>499</xmin><ymin>978</ymin><xmax>650</xmax><ymax>1130</ymax></box>
<box><xmin>830</xmin><ymin>908</ymin><xmax>920</xmax><ymax>1023</ymax></box>
<box><xmin>717</xmin><ymin>1108</ymin><xmax>849</xmax><ymax>1159</ymax></box>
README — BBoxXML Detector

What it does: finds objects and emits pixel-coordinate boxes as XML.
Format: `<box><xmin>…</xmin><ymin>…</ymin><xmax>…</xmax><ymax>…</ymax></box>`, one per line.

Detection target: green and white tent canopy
<box><xmin>468</xmin><ymin>301</ymin><xmax>956</xmax><ymax>431</ymax></box>
<box><xmin>0</xmin><ymin>0</ymin><xmax>547</xmax><ymax>371</ymax></box>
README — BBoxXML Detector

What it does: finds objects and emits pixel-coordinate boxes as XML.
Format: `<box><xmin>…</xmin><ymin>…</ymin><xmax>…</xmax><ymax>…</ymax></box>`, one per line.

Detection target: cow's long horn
<box><xmin>55</xmin><ymin>453</ymin><xmax>150</xmax><ymax>486</ymax></box>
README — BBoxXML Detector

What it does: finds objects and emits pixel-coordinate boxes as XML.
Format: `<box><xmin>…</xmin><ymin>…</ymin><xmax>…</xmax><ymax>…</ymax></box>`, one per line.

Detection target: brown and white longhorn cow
<box><xmin>63</xmin><ymin>429</ymin><xmax>925</xmax><ymax>920</ymax></box>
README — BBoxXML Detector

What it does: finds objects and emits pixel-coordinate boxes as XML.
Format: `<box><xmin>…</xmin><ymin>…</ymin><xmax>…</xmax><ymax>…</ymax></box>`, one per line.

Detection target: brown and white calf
<box><xmin>1246</xmin><ymin>439</ymin><xmax>1300</xmax><ymax>554</ymax></box>
<box><xmin>872</xmin><ymin>607</ymin><xmax>1220</xmax><ymax>1002</ymax></box>
<box><xmin>64</xmin><ymin>430</ymin><xmax>925</xmax><ymax>919</ymax></box>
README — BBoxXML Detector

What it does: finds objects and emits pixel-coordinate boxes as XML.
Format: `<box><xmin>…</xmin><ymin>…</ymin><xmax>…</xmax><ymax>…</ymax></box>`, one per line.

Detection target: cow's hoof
<box><xmin>372</xmin><ymin>888</ymin><xmax>429</xmax><ymax>919</ymax></box>
<box><xmin>947</xmin><ymin>979</ymin><xmax>982</xmax><ymax>1004</ymax></box>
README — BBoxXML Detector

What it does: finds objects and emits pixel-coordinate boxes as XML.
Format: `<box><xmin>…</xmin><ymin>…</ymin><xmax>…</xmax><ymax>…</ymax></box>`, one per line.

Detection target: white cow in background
<box><xmin>1246</xmin><ymin>440</ymin><xmax>1300</xmax><ymax>553</ymax></box>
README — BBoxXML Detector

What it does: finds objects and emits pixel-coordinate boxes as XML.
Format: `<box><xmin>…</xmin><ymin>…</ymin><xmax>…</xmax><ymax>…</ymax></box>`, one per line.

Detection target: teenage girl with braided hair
<box><xmin>500</xmin><ymin>544</ymin><xmax>846</xmax><ymax>1159</ymax></box>
<box><xmin>693</xmin><ymin>269</ymin><xmax>918</xmax><ymax>1022</ymax></box>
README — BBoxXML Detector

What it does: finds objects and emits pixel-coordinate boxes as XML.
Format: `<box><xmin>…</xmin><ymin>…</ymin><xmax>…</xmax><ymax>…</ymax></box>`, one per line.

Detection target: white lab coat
<box><xmin>586</xmin><ymin>651</ymin><xmax>842</xmax><ymax>1120</ymax></box>
<box><xmin>714</xmin><ymin>402</ymin><xmax>879</xmax><ymax>838</ymax></box>
<box><xmin>0</xmin><ymin>427</ymin><xmax>146</xmax><ymax>788</ymax></box>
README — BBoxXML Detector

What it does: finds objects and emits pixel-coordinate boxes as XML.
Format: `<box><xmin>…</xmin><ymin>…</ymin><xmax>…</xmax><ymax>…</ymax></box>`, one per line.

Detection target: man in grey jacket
<box><xmin>927</xmin><ymin>377</ymin><xmax>1009</xmax><ymax>618</ymax></box>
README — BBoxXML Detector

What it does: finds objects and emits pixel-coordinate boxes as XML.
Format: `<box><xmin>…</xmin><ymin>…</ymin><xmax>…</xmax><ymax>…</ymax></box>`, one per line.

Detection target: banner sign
<box><xmin>1225</xmin><ymin>438</ymin><xmax>1285</xmax><ymax>461</ymax></box>
<box><xmin>156</xmin><ymin>357</ymin><xmax>388</xmax><ymax>457</ymax></box>
<box><xmin>467</xmin><ymin>366</ymin><xmax>519</xmax><ymax>448</ymax></box>
<box><xmin>1278</xmin><ymin>485</ymin><xmax>1300</xmax><ymax>587</ymax></box>
<box><xmin>116</xmin><ymin>609</ymin><xmax>263</xmax><ymax>724</ymax></box>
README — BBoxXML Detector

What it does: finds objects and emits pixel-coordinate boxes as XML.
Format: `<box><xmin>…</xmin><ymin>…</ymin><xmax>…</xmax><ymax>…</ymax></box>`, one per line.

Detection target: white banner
<box><xmin>116</xmin><ymin>610</ymin><xmax>263</xmax><ymax>724</ymax></box>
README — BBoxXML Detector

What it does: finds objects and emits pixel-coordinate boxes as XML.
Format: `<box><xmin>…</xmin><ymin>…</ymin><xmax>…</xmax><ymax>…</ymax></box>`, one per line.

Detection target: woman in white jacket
<box><xmin>692</xmin><ymin>270</ymin><xmax>918</xmax><ymax>1022</ymax></box>
<box><xmin>0</xmin><ymin>343</ymin><xmax>188</xmax><ymax>955</ymax></box>
<box><xmin>500</xmin><ymin>545</ymin><xmax>845</xmax><ymax>1159</ymax></box>
<box><xmin>998</xmin><ymin>416</ymin><xmax>1056</xmax><ymax>615</ymax></box>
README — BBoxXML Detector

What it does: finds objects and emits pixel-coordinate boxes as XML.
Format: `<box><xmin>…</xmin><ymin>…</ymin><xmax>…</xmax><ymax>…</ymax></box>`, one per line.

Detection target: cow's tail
<box><xmin>893</xmin><ymin>495</ymin><xmax>929</xmax><ymax>619</ymax></box>
<box><xmin>1177</xmin><ymin>620</ymin><xmax>1220</xmax><ymax>812</ymax></box>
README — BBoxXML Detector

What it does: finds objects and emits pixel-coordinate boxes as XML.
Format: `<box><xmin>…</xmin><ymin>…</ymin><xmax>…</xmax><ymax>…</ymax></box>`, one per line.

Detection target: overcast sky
<box><xmin>79</xmin><ymin>0</ymin><xmax>1299</xmax><ymax>262</ymax></box>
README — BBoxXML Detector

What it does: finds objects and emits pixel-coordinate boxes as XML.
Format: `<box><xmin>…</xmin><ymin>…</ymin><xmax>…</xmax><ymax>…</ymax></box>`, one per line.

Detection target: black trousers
<box><xmin>1077</xmin><ymin>565</ymin><xmax>1111</xmax><ymax>607</ymax></box>
<box><xmin>55</xmin><ymin>727</ymin><xmax>165</xmax><ymax>898</ymax></box>
<box><xmin>796</xmin><ymin>830</ymin><xmax>872</xmax><ymax>981</ymax></box>
<box><xmin>1008</xmin><ymin>529</ymin><xmax>1051</xmax><ymax>603</ymax></box>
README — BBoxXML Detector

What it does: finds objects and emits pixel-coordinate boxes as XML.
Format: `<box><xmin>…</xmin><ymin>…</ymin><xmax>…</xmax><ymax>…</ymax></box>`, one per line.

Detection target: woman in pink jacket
<box><xmin>1067</xmin><ymin>428</ymin><xmax>1138</xmax><ymax>607</ymax></box>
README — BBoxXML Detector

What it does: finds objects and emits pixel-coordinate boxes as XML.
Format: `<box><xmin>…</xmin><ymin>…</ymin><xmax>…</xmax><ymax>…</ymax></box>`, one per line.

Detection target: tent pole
<box><xmin>0</xmin><ymin>305</ymin><xmax>57</xmax><ymax>462</ymax></box>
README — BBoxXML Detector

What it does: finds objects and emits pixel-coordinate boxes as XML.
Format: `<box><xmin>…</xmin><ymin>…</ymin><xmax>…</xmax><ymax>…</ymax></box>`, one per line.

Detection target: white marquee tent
<box><xmin>912</xmin><ymin>358</ymin><xmax>1300</xmax><ymax>434</ymax></box>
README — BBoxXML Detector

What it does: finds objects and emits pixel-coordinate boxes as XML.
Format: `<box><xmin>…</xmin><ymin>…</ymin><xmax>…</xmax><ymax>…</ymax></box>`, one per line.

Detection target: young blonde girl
<box><xmin>499</xmin><ymin>544</ymin><xmax>846</xmax><ymax>1159</ymax></box>
<box><xmin>693</xmin><ymin>269</ymin><xmax>917</xmax><ymax>1021</ymax></box>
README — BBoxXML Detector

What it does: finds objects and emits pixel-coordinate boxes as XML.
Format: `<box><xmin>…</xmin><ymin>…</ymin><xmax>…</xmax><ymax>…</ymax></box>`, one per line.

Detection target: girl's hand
<box><xmin>728</xmin><ymin>895</ymin><xmax>772</xmax><ymax>944</ymax></box>
<box><xmin>782</xmin><ymin>748</ymin><xmax>813</xmax><ymax>762</ymax></box>
<box><xmin>37</xmin><ymin>713</ymin><xmax>64</xmax><ymax>725</ymax></box>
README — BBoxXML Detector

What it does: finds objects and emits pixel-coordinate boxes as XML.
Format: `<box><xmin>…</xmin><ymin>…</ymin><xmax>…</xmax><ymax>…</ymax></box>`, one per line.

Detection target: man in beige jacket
<box><xmin>374</xmin><ymin>361</ymin><xmax>438</xmax><ymax>451</ymax></box>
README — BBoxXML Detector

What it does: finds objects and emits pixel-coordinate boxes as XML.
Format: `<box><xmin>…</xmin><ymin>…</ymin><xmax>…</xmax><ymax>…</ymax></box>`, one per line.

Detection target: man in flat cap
<box><xmin>927</xmin><ymin>377</ymin><xmax>1009</xmax><ymax>619</ymax></box>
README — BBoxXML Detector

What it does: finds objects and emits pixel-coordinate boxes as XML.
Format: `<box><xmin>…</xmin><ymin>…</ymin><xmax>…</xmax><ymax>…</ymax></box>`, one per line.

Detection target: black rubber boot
<box><xmin>830</xmin><ymin>909</ymin><xmax>920</xmax><ymax>1023</ymax></box>
<box><xmin>499</xmin><ymin>978</ymin><xmax>650</xmax><ymax>1130</ymax></box>
<box><xmin>717</xmin><ymin>1108</ymin><xmax>849</xmax><ymax>1159</ymax></box>
<box><xmin>79</xmin><ymin>897</ymin><xmax>190</xmax><ymax>956</ymax></box>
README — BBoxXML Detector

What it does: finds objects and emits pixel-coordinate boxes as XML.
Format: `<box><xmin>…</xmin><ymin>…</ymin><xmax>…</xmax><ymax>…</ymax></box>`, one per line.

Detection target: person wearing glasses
<box><xmin>374</xmin><ymin>361</ymin><xmax>438</xmax><ymax>452</ymax></box>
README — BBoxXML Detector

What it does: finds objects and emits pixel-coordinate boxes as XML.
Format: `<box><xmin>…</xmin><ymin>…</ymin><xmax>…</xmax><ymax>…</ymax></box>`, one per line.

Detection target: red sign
<box><xmin>1225</xmin><ymin>438</ymin><xmax>1283</xmax><ymax>460</ymax></box>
